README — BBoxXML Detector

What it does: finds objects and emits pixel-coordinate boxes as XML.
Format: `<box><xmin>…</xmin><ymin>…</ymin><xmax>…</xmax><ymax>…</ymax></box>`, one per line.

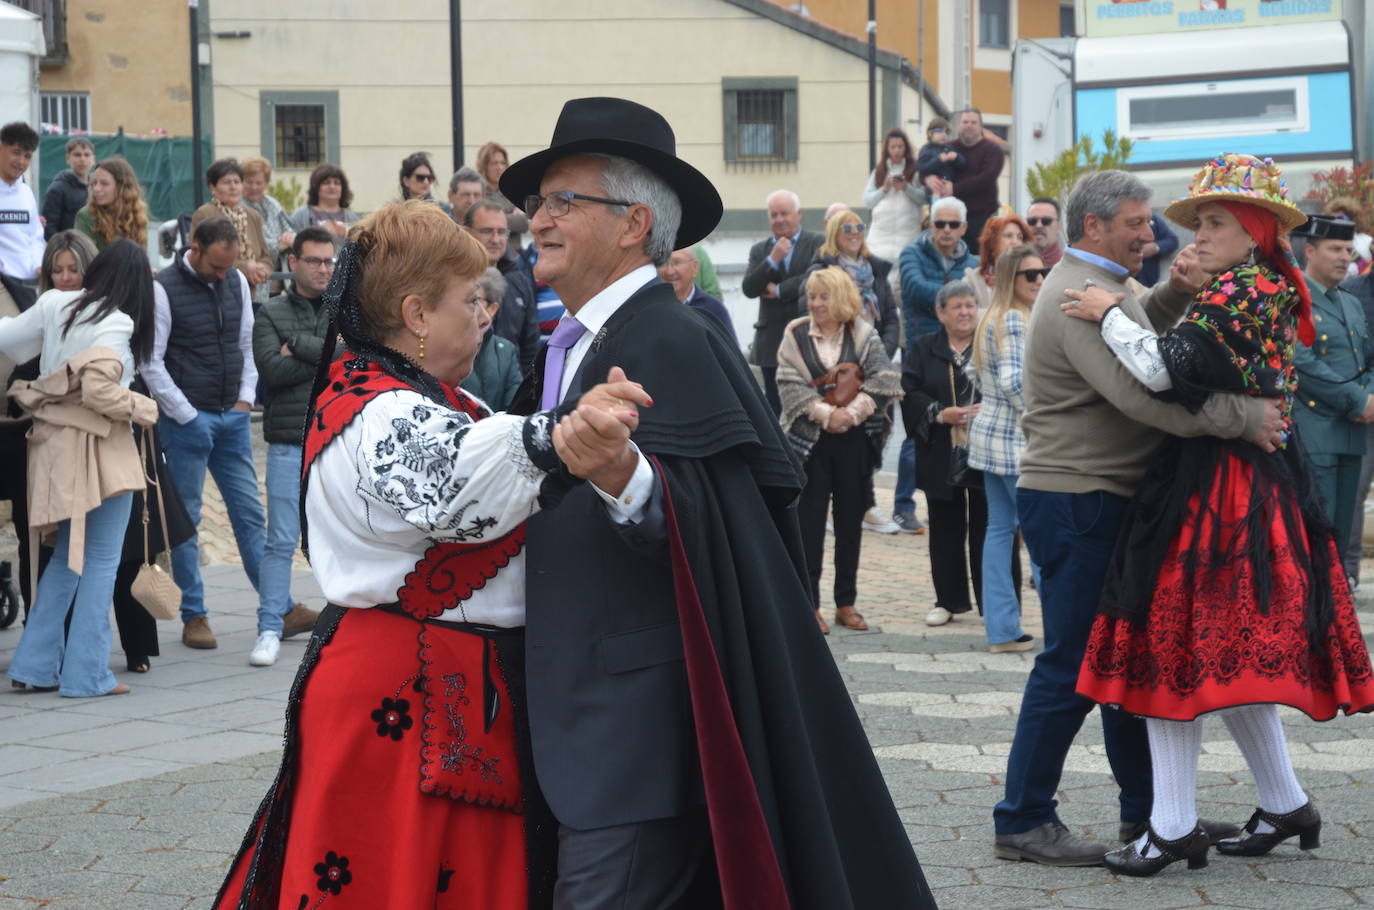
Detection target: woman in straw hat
<box><xmin>1062</xmin><ymin>154</ymin><xmax>1374</xmax><ymax>876</ymax></box>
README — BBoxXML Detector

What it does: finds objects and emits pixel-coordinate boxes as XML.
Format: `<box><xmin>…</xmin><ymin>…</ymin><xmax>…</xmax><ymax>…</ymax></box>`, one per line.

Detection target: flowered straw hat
<box><xmin>1164</xmin><ymin>154</ymin><xmax>1308</xmax><ymax>233</ymax></box>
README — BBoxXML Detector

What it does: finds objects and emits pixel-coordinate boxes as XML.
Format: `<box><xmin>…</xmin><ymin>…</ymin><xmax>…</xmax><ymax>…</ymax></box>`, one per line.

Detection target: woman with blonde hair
<box><xmin>72</xmin><ymin>158</ymin><xmax>148</xmax><ymax>252</ymax></box>
<box><xmin>778</xmin><ymin>266</ymin><xmax>902</xmax><ymax>634</ymax></box>
<box><xmin>212</xmin><ymin>200</ymin><xmax>648</xmax><ymax>908</ymax></box>
<box><xmin>968</xmin><ymin>244</ymin><xmax>1046</xmax><ymax>653</ymax></box>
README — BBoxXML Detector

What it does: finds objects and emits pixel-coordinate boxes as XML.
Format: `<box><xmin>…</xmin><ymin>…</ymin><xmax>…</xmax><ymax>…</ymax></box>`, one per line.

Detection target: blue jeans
<box><xmin>982</xmin><ymin>472</ymin><xmax>1037</xmax><ymax>645</ymax></box>
<box><xmin>893</xmin><ymin>438</ymin><xmax>917</xmax><ymax>515</ymax></box>
<box><xmin>158</xmin><ymin>410</ymin><xmax>266</xmax><ymax>622</ymax></box>
<box><xmin>258</xmin><ymin>443</ymin><xmax>302</xmax><ymax>634</ymax></box>
<box><xmin>8</xmin><ymin>492</ymin><xmax>132</xmax><ymax>696</ymax></box>
<box><xmin>993</xmin><ymin>489</ymin><xmax>1152</xmax><ymax>834</ymax></box>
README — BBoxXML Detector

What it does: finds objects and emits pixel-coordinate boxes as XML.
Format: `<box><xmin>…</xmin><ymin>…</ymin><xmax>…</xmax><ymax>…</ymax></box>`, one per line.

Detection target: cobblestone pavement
<box><xmin>1</xmin><ymin>449</ymin><xmax>1373</xmax><ymax>906</ymax></box>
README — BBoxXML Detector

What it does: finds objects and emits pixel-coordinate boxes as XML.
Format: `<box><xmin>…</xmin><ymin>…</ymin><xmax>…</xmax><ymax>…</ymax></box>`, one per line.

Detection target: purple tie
<box><xmin>540</xmin><ymin>316</ymin><xmax>589</xmax><ymax>410</ymax></box>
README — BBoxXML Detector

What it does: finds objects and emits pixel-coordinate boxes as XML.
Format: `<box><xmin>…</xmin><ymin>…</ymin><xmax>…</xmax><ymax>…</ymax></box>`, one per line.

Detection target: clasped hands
<box><xmin>553</xmin><ymin>366</ymin><xmax>653</xmax><ymax>496</ymax></box>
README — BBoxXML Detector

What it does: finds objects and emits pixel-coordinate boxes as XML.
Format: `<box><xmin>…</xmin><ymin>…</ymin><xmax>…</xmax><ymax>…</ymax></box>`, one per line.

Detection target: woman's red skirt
<box><xmin>1077</xmin><ymin>454</ymin><xmax>1374</xmax><ymax>721</ymax></box>
<box><xmin>214</xmin><ymin>607</ymin><xmax>533</xmax><ymax>910</ymax></box>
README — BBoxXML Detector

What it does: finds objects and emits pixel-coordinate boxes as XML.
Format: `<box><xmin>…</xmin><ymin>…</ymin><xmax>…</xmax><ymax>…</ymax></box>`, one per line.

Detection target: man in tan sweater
<box><xmin>992</xmin><ymin>170</ymin><xmax>1284</xmax><ymax>865</ymax></box>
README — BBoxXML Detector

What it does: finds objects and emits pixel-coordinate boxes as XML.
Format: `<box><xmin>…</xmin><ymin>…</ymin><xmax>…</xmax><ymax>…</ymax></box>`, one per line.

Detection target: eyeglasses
<box><xmin>1016</xmin><ymin>267</ymin><xmax>1050</xmax><ymax>281</ymax></box>
<box><xmin>840</xmin><ymin>223</ymin><xmax>866</xmax><ymax>234</ymax></box>
<box><xmin>523</xmin><ymin>191</ymin><xmax>635</xmax><ymax>219</ymax></box>
<box><xmin>411</xmin><ymin>172</ymin><xmax>436</xmax><ymax>183</ymax></box>
<box><xmin>1026</xmin><ymin>217</ymin><xmax>1056</xmax><ymax>227</ymax></box>
<box><xmin>473</xmin><ymin>227</ymin><xmax>510</xmax><ymax>239</ymax></box>
<box><xmin>299</xmin><ymin>256</ymin><xmax>336</xmax><ymax>269</ymax></box>
<box><xmin>932</xmin><ymin>220</ymin><xmax>962</xmax><ymax>230</ymax></box>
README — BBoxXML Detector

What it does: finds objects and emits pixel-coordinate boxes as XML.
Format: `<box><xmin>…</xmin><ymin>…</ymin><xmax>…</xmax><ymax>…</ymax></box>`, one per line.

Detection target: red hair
<box><xmin>1216</xmin><ymin>200</ymin><xmax>1314</xmax><ymax>346</ymax></box>
<box><xmin>978</xmin><ymin>215</ymin><xmax>1033</xmax><ymax>280</ymax></box>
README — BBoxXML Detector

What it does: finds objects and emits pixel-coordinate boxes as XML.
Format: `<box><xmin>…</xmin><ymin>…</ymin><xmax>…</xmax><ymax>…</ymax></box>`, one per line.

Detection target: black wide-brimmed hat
<box><xmin>1290</xmin><ymin>213</ymin><xmax>1356</xmax><ymax>242</ymax></box>
<box><xmin>499</xmin><ymin>97</ymin><xmax>723</xmax><ymax>249</ymax></box>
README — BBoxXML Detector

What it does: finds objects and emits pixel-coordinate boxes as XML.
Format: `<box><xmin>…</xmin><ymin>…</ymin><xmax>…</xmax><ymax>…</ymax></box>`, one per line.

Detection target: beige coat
<box><xmin>9</xmin><ymin>346</ymin><xmax>158</xmax><ymax>578</ymax></box>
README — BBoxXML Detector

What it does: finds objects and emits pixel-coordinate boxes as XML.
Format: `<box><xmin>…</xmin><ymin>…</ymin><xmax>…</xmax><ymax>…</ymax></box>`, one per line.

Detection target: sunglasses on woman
<box><xmin>1016</xmin><ymin>267</ymin><xmax>1051</xmax><ymax>281</ymax></box>
<box><xmin>840</xmin><ymin>223</ymin><xmax>865</xmax><ymax>234</ymax></box>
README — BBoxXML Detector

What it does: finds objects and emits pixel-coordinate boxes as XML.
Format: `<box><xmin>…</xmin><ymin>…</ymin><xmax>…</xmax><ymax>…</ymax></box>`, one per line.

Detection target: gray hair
<box><xmin>449</xmin><ymin>166</ymin><xmax>482</xmax><ymax>193</ymax></box>
<box><xmin>935</xmin><ymin>279</ymin><xmax>976</xmax><ymax>310</ymax></box>
<box><xmin>590</xmin><ymin>153</ymin><xmax>681</xmax><ymax>266</ymax></box>
<box><xmin>1065</xmin><ymin>170</ymin><xmax>1152</xmax><ymax>244</ymax></box>
<box><xmin>767</xmin><ymin>188</ymin><xmax>801</xmax><ymax>211</ymax></box>
<box><xmin>930</xmin><ymin>196</ymin><xmax>967</xmax><ymax>224</ymax></box>
<box><xmin>477</xmin><ymin>266</ymin><xmax>506</xmax><ymax>306</ymax></box>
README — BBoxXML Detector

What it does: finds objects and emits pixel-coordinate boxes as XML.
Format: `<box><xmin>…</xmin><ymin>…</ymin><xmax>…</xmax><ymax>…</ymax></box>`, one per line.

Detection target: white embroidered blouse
<box><xmin>306</xmin><ymin>387</ymin><xmax>556</xmax><ymax>628</ymax></box>
<box><xmin>1100</xmin><ymin>306</ymin><xmax>1173</xmax><ymax>392</ymax></box>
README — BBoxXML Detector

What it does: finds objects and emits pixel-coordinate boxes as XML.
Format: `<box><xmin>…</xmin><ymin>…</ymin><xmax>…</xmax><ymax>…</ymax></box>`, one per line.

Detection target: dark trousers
<box><xmin>760</xmin><ymin>366</ymin><xmax>782</xmax><ymax>417</ymax></box>
<box><xmin>1310</xmin><ymin>452</ymin><xmax>1362</xmax><ymax>562</ymax></box>
<box><xmin>994</xmin><ymin>489</ymin><xmax>1152</xmax><ymax>835</ymax></box>
<box><xmin>926</xmin><ymin>486</ymin><xmax>988</xmax><ymax>613</ymax></box>
<box><xmin>553</xmin><ymin>811</ymin><xmax>710</xmax><ymax>909</ymax></box>
<box><xmin>112</xmin><ymin>559</ymin><xmax>160</xmax><ymax>664</ymax></box>
<box><xmin>797</xmin><ymin>430</ymin><xmax>869</xmax><ymax>610</ymax></box>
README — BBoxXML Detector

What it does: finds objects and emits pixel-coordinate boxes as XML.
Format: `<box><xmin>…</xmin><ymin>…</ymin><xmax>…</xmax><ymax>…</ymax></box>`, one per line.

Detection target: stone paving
<box><xmin>1</xmin><ymin>447</ymin><xmax>1373</xmax><ymax>906</ymax></box>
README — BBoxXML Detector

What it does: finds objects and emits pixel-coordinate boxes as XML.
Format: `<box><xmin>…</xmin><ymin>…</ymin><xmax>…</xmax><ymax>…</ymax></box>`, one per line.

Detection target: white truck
<box><xmin>1010</xmin><ymin>19</ymin><xmax>1357</xmax><ymax>211</ymax></box>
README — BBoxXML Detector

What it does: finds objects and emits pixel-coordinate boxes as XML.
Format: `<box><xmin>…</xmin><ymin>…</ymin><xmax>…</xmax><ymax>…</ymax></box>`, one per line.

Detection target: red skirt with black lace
<box><xmin>1076</xmin><ymin>450</ymin><xmax>1374</xmax><ymax>722</ymax></box>
<box><xmin>213</xmin><ymin>606</ymin><xmax>548</xmax><ymax>910</ymax></box>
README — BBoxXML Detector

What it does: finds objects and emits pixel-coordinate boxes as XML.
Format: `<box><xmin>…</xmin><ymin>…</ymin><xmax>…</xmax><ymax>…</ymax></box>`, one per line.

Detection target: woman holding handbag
<box><xmin>901</xmin><ymin>280</ymin><xmax>990</xmax><ymax>627</ymax></box>
<box><xmin>111</xmin><ymin>407</ymin><xmax>195</xmax><ymax>673</ymax></box>
<box><xmin>778</xmin><ymin>266</ymin><xmax>902</xmax><ymax>634</ymax></box>
<box><xmin>0</xmin><ymin>239</ymin><xmax>158</xmax><ymax>697</ymax></box>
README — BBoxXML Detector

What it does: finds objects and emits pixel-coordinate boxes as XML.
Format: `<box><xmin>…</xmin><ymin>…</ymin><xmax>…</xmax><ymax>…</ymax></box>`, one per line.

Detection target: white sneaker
<box><xmin>249</xmin><ymin>631</ymin><xmax>281</xmax><ymax>667</ymax></box>
<box><xmin>862</xmin><ymin>507</ymin><xmax>901</xmax><ymax>534</ymax></box>
<box><xmin>925</xmin><ymin>607</ymin><xmax>952</xmax><ymax>627</ymax></box>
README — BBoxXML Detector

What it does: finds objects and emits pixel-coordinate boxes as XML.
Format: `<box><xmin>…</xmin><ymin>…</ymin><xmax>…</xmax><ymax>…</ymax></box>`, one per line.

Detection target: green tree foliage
<box><xmin>268</xmin><ymin>176</ymin><xmax>304</xmax><ymax>212</ymax></box>
<box><xmin>1025</xmin><ymin>131</ymin><xmax>1135</xmax><ymax>204</ymax></box>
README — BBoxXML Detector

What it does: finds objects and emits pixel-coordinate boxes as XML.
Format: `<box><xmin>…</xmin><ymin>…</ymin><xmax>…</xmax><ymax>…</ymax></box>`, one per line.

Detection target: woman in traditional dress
<box><xmin>1066</xmin><ymin>154</ymin><xmax>1374</xmax><ymax>876</ymax></box>
<box><xmin>213</xmin><ymin>200</ymin><xmax>648</xmax><ymax>909</ymax></box>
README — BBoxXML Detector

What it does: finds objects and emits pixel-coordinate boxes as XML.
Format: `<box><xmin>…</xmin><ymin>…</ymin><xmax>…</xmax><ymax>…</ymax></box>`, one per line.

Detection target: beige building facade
<box><xmin>206</xmin><ymin>0</ymin><xmax>940</xmax><ymax>228</ymax></box>
<box><xmin>29</xmin><ymin>0</ymin><xmax>192</xmax><ymax>135</ymax></box>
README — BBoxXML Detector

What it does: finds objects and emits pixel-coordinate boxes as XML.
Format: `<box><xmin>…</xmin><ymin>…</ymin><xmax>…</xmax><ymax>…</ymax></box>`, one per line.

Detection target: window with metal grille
<box><xmin>275</xmin><ymin>104</ymin><xmax>325</xmax><ymax>169</ymax></box>
<box><xmin>979</xmin><ymin>0</ymin><xmax>1010</xmax><ymax>48</ymax></box>
<box><xmin>40</xmin><ymin>92</ymin><xmax>89</xmax><ymax>132</ymax></box>
<box><xmin>737</xmin><ymin>91</ymin><xmax>785</xmax><ymax>160</ymax></box>
<box><xmin>722</xmin><ymin>78</ymin><xmax>798</xmax><ymax>168</ymax></box>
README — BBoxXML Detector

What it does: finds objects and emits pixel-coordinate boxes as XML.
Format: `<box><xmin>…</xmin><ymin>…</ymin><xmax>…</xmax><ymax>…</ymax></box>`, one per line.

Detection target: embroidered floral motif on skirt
<box><xmin>1077</xmin><ymin>454</ymin><xmax>1374</xmax><ymax>722</ymax></box>
<box><xmin>214</xmin><ymin>608</ymin><xmax>529</xmax><ymax>910</ymax></box>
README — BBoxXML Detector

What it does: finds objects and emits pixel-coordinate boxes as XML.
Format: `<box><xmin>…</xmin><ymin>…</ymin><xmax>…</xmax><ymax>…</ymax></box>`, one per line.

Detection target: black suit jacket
<box><xmin>741</xmin><ymin>230</ymin><xmax>823</xmax><ymax>368</ymax></box>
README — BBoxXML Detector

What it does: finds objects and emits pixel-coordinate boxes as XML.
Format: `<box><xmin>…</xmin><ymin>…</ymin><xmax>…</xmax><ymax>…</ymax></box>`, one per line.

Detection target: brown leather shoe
<box><xmin>280</xmin><ymin>602</ymin><xmax>321</xmax><ymax>639</ymax></box>
<box><xmin>182</xmin><ymin>616</ymin><xmax>218</xmax><ymax>650</ymax></box>
<box><xmin>834</xmin><ymin>606</ymin><xmax>869</xmax><ymax>631</ymax></box>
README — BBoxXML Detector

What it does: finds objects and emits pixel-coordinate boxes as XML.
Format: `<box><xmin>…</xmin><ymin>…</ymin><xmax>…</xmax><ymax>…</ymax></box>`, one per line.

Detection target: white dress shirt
<box><xmin>141</xmin><ymin>250</ymin><xmax>257</xmax><ymax>424</ymax></box>
<box><xmin>558</xmin><ymin>263</ymin><xmax>659</xmax><ymax>520</ymax></box>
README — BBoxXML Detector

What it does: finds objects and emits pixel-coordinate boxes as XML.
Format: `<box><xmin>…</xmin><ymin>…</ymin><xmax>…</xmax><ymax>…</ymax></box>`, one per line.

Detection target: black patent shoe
<box><xmin>1104</xmin><ymin>824</ymin><xmax>1209</xmax><ymax>877</ymax></box>
<box><xmin>1215</xmin><ymin>802</ymin><xmax>1321</xmax><ymax>857</ymax></box>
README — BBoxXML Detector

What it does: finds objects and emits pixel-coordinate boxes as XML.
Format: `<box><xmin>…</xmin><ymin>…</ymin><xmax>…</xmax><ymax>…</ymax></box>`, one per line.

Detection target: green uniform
<box><xmin>1293</xmin><ymin>274</ymin><xmax>1374</xmax><ymax>556</ymax></box>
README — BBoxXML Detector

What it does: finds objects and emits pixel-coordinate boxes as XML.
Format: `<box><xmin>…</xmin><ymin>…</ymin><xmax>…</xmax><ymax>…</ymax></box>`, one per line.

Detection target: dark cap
<box><xmin>1291</xmin><ymin>214</ymin><xmax>1356</xmax><ymax>242</ymax></box>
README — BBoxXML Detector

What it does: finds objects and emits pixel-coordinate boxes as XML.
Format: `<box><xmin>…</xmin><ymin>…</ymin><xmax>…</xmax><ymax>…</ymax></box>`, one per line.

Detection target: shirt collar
<box><xmin>570</xmin><ymin>263</ymin><xmax>659</xmax><ymax>338</ymax></box>
<box><xmin>1065</xmin><ymin>247</ymin><xmax>1130</xmax><ymax>277</ymax></box>
<box><xmin>1304</xmin><ymin>273</ymin><xmax>1336</xmax><ymax>298</ymax></box>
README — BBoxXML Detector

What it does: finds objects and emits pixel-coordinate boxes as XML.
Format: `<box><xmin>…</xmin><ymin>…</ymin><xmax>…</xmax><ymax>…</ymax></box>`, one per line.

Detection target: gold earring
<box><xmin>416</xmin><ymin>333</ymin><xmax>426</xmax><ymax>360</ymax></box>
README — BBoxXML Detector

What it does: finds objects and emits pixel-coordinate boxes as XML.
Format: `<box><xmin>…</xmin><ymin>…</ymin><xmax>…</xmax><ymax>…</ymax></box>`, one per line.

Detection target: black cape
<box><xmin>512</xmin><ymin>282</ymin><xmax>934</xmax><ymax>909</ymax></box>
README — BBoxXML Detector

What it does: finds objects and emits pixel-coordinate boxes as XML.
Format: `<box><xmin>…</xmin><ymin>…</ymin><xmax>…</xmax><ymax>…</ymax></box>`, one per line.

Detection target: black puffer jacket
<box><xmin>252</xmin><ymin>286</ymin><xmax>331</xmax><ymax>444</ymax></box>
<box><xmin>41</xmin><ymin>169</ymin><xmax>88</xmax><ymax>238</ymax></box>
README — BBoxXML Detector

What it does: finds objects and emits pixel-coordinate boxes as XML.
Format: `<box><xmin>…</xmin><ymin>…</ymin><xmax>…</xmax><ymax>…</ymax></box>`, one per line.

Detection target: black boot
<box><xmin>1104</xmin><ymin>823</ymin><xmax>1210</xmax><ymax>877</ymax></box>
<box><xmin>1215</xmin><ymin>802</ymin><xmax>1321</xmax><ymax>857</ymax></box>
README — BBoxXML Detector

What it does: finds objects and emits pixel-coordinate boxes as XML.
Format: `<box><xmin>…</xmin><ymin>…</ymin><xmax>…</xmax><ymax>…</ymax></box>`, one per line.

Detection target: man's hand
<box><xmin>935</xmin><ymin>178</ymin><xmax>954</xmax><ymax>197</ymax></box>
<box><xmin>575</xmin><ymin>366</ymin><xmax>653</xmax><ymax>417</ymax></box>
<box><xmin>233</xmin><ymin>400</ymin><xmax>252</xmax><ymax>413</ymax></box>
<box><xmin>762</xmin><ymin>282</ymin><xmax>779</xmax><ymax>300</ymax></box>
<box><xmin>1359</xmin><ymin>394</ymin><xmax>1374</xmax><ymax>424</ymax></box>
<box><xmin>1246</xmin><ymin>397</ymin><xmax>1286</xmax><ymax>452</ymax></box>
<box><xmin>280</xmin><ymin>342</ymin><xmax>293</xmax><ymax>358</ymax></box>
<box><xmin>769</xmin><ymin>235</ymin><xmax>792</xmax><ymax>265</ymax></box>
<box><xmin>278</xmin><ymin>230</ymin><xmax>296</xmax><ymax>251</ymax></box>
<box><xmin>1167</xmin><ymin>244</ymin><xmax>1209</xmax><ymax>294</ymax></box>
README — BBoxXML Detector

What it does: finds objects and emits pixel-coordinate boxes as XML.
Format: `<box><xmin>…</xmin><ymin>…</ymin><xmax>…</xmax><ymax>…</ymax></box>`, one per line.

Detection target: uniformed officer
<box><xmin>1293</xmin><ymin>214</ymin><xmax>1374</xmax><ymax>570</ymax></box>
